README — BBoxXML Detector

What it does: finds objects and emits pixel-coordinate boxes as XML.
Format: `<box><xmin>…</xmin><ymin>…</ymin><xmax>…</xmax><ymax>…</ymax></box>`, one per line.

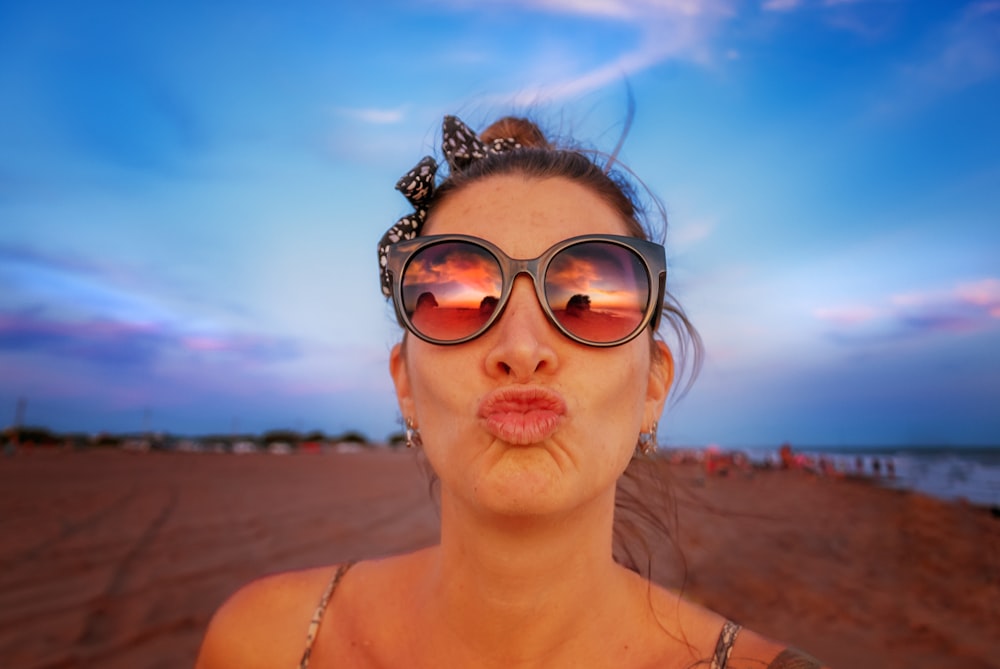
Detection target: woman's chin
<box><xmin>470</xmin><ymin>452</ymin><xmax>577</xmax><ymax>517</ymax></box>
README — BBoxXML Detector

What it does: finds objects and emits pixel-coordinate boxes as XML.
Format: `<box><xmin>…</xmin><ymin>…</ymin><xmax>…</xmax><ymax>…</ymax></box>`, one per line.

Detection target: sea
<box><xmin>741</xmin><ymin>445</ymin><xmax>1000</xmax><ymax>509</ymax></box>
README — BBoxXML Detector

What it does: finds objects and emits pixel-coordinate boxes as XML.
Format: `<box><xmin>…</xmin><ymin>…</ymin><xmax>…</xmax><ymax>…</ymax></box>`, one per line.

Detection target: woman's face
<box><xmin>390</xmin><ymin>175</ymin><xmax>672</xmax><ymax>517</ymax></box>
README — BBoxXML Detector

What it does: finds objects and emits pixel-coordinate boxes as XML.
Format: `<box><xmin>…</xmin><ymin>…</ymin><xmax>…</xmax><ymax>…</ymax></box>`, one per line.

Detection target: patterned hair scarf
<box><xmin>377</xmin><ymin>115</ymin><xmax>522</xmax><ymax>297</ymax></box>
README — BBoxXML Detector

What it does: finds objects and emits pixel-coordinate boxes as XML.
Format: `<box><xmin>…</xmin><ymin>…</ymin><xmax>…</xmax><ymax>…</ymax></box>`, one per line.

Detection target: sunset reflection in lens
<box><xmin>545</xmin><ymin>242</ymin><xmax>648</xmax><ymax>342</ymax></box>
<box><xmin>402</xmin><ymin>242</ymin><xmax>502</xmax><ymax>340</ymax></box>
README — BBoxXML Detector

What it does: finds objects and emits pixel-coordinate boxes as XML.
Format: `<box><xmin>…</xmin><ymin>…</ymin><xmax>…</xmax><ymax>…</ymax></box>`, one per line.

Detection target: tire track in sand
<box><xmin>76</xmin><ymin>484</ymin><xmax>178</xmax><ymax>649</ymax></box>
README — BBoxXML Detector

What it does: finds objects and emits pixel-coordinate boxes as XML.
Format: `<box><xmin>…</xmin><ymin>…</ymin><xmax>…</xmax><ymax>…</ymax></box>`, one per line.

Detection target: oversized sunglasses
<box><xmin>385</xmin><ymin>234</ymin><xmax>666</xmax><ymax>347</ymax></box>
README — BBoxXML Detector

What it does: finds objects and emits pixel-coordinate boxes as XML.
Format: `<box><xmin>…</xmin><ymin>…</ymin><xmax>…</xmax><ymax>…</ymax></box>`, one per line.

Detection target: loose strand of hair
<box><xmin>604</xmin><ymin>79</ymin><xmax>636</xmax><ymax>176</ymax></box>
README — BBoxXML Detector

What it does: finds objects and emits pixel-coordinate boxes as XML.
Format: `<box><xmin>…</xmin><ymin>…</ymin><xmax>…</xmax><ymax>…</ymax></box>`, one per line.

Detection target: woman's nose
<box><xmin>483</xmin><ymin>275</ymin><xmax>559</xmax><ymax>380</ymax></box>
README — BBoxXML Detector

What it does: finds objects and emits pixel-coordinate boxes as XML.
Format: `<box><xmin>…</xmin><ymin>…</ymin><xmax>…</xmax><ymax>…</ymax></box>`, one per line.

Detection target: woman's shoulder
<box><xmin>647</xmin><ymin>584</ymin><xmax>828</xmax><ymax>669</ymax></box>
<box><xmin>195</xmin><ymin>564</ymin><xmax>346</xmax><ymax>669</ymax></box>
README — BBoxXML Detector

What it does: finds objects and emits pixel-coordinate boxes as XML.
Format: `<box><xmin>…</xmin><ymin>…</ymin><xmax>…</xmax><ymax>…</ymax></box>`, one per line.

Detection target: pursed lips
<box><xmin>476</xmin><ymin>386</ymin><xmax>567</xmax><ymax>445</ymax></box>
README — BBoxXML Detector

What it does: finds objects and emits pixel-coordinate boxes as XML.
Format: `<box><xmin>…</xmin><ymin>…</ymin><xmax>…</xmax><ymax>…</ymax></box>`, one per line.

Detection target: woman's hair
<box><xmin>411</xmin><ymin>114</ymin><xmax>702</xmax><ymax>582</ymax></box>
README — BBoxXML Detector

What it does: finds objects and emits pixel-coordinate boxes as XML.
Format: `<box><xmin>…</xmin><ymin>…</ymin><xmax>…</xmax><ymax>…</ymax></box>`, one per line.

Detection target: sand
<box><xmin>1</xmin><ymin>448</ymin><xmax>997</xmax><ymax>669</ymax></box>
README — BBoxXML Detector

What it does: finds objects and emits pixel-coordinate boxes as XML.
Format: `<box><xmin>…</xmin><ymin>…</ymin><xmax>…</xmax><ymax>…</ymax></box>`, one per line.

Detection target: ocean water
<box><xmin>743</xmin><ymin>446</ymin><xmax>1000</xmax><ymax>508</ymax></box>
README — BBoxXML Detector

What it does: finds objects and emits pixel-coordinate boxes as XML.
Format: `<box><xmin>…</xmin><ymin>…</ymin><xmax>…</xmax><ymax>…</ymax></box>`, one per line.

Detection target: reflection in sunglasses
<box><xmin>546</xmin><ymin>247</ymin><xmax>646</xmax><ymax>311</ymax></box>
<box><xmin>409</xmin><ymin>293</ymin><xmax>497</xmax><ymax>341</ymax></box>
<box><xmin>545</xmin><ymin>247</ymin><xmax>648</xmax><ymax>342</ymax></box>
<box><xmin>403</xmin><ymin>248</ymin><xmax>502</xmax><ymax>311</ymax></box>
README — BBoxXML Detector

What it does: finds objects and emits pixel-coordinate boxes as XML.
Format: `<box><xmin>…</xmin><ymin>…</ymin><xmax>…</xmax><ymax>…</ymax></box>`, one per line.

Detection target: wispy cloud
<box><xmin>872</xmin><ymin>1</ymin><xmax>1000</xmax><ymax>115</ymax></box>
<box><xmin>332</xmin><ymin>1</ymin><xmax>738</xmax><ymax>127</ymax></box>
<box><xmin>0</xmin><ymin>243</ymin><xmax>297</xmax><ymax>371</ymax></box>
<box><xmin>762</xmin><ymin>0</ymin><xmax>802</xmax><ymax>12</ymax></box>
<box><xmin>670</xmin><ymin>217</ymin><xmax>717</xmax><ymax>250</ymax></box>
<box><xmin>761</xmin><ymin>0</ymin><xmax>887</xmax><ymax>10</ymax></box>
<box><xmin>0</xmin><ymin>310</ymin><xmax>298</xmax><ymax>367</ymax></box>
<box><xmin>813</xmin><ymin>304</ymin><xmax>880</xmax><ymax>327</ymax></box>
<box><xmin>909</xmin><ymin>1</ymin><xmax>1000</xmax><ymax>91</ymax></box>
<box><xmin>814</xmin><ymin>278</ymin><xmax>1000</xmax><ymax>342</ymax></box>
<box><xmin>1</xmin><ymin>244</ymin><xmax>175</xmax><ymax>325</ymax></box>
<box><xmin>440</xmin><ymin>0</ymin><xmax>727</xmax><ymax>20</ymax></box>
<box><xmin>333</xmin><ymin>105</ymin><xmax>410</xmax><ymax>125</ymax></box>
<box><xmin>0</xmin><ymin>242</ymin><xmax>256</xmax><ymax>326</ymax></box>
<box><xmin>0</xmin><ymin>312</ymin><xmax>166</xmax><ymax>366</ymax></box>
<box><xmin>759</xmin><ymin>0</ymin><xmax>900</xmax><ymax>38</ymax></box>
<box><xmin>448</xmin><ymin>0</ymin><xmax>737</xmax><ymax>104</ymax></box>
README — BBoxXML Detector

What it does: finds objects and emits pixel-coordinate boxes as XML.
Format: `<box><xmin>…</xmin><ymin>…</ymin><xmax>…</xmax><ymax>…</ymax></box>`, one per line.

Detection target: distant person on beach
<box><xmin>780</xmin><ymin>442</ymin><xmax>794</xmax><ymax>469</ymax></box>
<box><xmin>196</xmin><ymin>113</ymin><xmax>826</xmax><ymax>668</ymax></box>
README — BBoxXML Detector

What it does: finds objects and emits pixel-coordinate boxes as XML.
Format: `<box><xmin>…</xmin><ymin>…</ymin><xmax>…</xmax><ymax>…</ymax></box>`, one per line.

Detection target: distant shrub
<box><xmin>263</xmin><ymin>429</ymin><xmax>301</xmax><ymax>446</ymax></box>
<box><xmin>336</xmin><ymin>430</ymin><xmax>368</xmax><ymax>444</ymax></box>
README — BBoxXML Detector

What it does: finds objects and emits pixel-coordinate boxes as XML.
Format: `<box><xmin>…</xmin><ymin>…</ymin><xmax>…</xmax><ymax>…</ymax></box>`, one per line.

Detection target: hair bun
<box><xmin>479</xmin><ymin>117</ymin><xmax>550</xmax><ymax>150</ymax></box>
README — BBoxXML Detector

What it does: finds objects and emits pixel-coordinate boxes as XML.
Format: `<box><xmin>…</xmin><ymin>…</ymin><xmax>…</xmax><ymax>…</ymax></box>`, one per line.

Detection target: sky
<box><xmin>1</xmin><ymin>0</ymin><xmax>998</xmax><ymax>448</ymax></box>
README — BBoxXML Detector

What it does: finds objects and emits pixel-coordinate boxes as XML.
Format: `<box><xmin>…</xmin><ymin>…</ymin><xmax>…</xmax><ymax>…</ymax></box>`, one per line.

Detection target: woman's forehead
<box><xmin>423</xmin><ymin>175</ymin><xmax>629</xmax><ymax>255</ymax></box>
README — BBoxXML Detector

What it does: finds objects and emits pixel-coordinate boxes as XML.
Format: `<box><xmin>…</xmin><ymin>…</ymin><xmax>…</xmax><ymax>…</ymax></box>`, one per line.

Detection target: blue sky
<box><xmin>1</xmin><ymin>0</ymin><xmax>998</xmax><ymax>447</ymax></box>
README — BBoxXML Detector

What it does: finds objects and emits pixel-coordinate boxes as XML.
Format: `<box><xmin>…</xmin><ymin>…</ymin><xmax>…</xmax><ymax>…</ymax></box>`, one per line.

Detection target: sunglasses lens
<box><xmin>400</xmin><ymin>241</ymin><xmax>503</xmax><ymax>341</ymax></box>
<box><xmin>545</xmin><ymin>242</ymin><xmax>650</xmax><ymax>343</ymax></box>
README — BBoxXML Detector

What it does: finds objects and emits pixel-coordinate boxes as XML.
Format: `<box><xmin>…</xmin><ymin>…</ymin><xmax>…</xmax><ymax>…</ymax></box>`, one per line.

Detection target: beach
<box><xmin>1</xmin><ymin>449</ymin><xmax>998</xmax><ymax>669</ymax></box>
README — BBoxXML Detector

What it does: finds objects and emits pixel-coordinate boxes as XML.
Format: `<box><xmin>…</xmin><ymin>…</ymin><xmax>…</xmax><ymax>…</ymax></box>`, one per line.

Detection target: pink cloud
<box><xmin>955</xmin><ymin>277</ymin><xmax>1000</xmax><ymax>309</ymax></box>
<box><xmin>815</xmin><ymin>277</ymin><xmax>1000</xmax><ymax>341</ymax></box>
<box><xmin>813</xmin><ymin>305</ymin><xmax>880</xmax><ymax>326</ymax></box>
<box><xmin>181</xmin><ymin>336</ymin><xmax>230</xmax><ymax>352</ymax></box>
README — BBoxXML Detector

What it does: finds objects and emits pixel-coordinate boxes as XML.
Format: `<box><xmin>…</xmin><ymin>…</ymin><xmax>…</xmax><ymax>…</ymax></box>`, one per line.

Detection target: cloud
<box><xmin>334</xmin><ymin>105</ymin><xmax>410</xmax><ymax>125</ymax></box>
<box><xmin>869</xmin><ymin>1</ymin><xmax>1000</xmax><ymax>115</ymax></box>
<box><xmin>0</xmin><ymin>308</ymin><xmax>388</xmax><ymax>434</ymax></box>
<box><xmin>813</xmin><ymin>305</ymin><xmax>879</xmax><ymax>327</ymax></box>
<box><xmin>762</xmin><ymin>0</ymin><xmax>801</xmax><ymax>12</ymax></box>
<box><xmin>760</xmin><ymin>0</ymin><xmax>889</xmax><ymax>11</ymax></box>
<box><xmin>0</xmin><ymin>244</ymin><xmax>177</xmax><ymax>325</ymax></box>
<box><xmin>905</xmin><ymin>2</ymin><xmax>1000</xmax><ymax>91</ymax></box>
<box><xmin>439</xmin><ymin>0</ymin><xmax>728</xmax><ymax>20</ymax></box>
<box><xmin>759</xmin><ymin>0</ymin><xmax>870</xmax><ymax>13</ymax></box>
<box><xmin>0</xmin><ymin>243</ymin><xmax>300</xmax><ymax>372</ymax></box>
<box><xmin>956</xmin><ymin>279</ymin><xmax>1000</xmax><ymax>315</ymax></box>
<box><xmin>751</xmin><ymin>0</ymin><xmax>921</xmax><ymax>41</ymax></box>
<box><xmin>0</xmin><ymin>312</ymin><xmax>166</xmax><ymax>366</ymax></box>
<box><xmin>0</xmin><ymin>310</ymin><xmax>299</xmax><ymax>367</ymax></box>
<box><xmin>669</xmin><ymin>217</ymin><xmax>717</xmax><ymax>250</ymax></box>
<box><xmin>0</xmin><ymin>242</ymin><xmax>256</xmax><ymax>328</ymax></box>
<box><xmin>527</xmin><ymin>13</ymin><xmax>734</xmax><ymax>104</ymax></box>
<box><xmin>330</xmin><ymin>1</ymin><xmax>740</xmax><ymax>138</ymax></box>
<box><xmin>814</xmin><ymin>278</ymin><xmax>1000</xmax><ymax>343</ymax></box>
<box><xmin>429</xmin><ymin>0</ymin><xmax>735</xmax><ymax>105</ymax></box>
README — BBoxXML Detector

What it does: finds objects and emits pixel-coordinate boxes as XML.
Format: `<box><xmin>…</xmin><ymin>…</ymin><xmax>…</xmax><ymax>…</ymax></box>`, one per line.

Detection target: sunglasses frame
<box><xmin>385</xmin><ymin>233</ymin><xmax>667</xmax><ymax>347</ymax></box>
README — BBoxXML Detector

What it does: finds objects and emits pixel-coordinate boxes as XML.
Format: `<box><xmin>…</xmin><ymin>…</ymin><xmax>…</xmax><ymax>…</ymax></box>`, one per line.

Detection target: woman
<box><xmin>196</xmin><ymin>115</ymin><xmax>826</xmax><ymax>669</ymax></box>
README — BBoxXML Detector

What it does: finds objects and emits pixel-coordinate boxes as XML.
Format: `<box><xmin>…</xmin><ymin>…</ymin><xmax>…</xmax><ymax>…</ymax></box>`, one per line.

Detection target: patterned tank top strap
<box><xmin>709</xmin><ymin>620</ymin><xmax>742</xmax><ymax>669</ymax></box>
<box><xmin>298</xmin><ymin>561</ymin><xmax>356</xmax><ymax>669</ymax></box>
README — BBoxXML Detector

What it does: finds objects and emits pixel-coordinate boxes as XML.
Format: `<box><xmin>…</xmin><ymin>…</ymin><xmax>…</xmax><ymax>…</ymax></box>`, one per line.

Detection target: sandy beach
<box><xmin>1</xmin><ymin>448</ymin><xmax>997</xmax><ymax>669</ymax></box>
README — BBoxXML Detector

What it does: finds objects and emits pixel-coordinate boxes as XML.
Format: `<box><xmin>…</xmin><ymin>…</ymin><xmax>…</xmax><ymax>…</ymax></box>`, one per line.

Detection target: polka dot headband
<box><xmin>377</xmin><ymin>115</ymin><xmax>521</xmax><ymax>297</ymax></box>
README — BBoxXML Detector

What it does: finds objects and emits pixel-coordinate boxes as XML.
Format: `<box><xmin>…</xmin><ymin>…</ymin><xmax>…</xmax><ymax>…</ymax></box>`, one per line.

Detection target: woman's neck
<box><xmin>417</xmin><ymin>487</ymin><xmax>638</xmax><ymax>666</ymax></box>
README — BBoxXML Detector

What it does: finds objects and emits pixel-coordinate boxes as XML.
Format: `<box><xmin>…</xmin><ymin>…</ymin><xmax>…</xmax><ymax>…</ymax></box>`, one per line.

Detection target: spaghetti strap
<box><xmin>710</xmin><ymin>620</ymin><xmax>742</xmax><ymax>669</ymax></box>
<box><xmin>299</xmin><ymin>561</ymin><xmax>356</xmax><ymax>669</ymax></box>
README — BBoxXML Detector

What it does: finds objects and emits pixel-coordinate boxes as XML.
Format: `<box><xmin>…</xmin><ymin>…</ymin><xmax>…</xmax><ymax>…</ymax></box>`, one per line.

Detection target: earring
<box><xmin>637</xmin><ymin>421</ymin><xmax>658</xmax><ymax>456</ymax></box>
<box><xmin>405</xmin><ymin>417</ymin><xmax>423</xmax><ymax>449</ymax></box>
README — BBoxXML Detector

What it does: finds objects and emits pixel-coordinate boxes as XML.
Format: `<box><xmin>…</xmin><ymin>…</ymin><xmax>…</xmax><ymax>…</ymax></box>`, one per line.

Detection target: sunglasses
<box><xmin>385</xmin><ymin>234</ymin><xmax>666</xmax><ymax>347</ymax></box>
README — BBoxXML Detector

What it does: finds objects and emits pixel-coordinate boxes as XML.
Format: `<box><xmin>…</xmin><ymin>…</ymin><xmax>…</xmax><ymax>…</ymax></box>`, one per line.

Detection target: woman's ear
<box><xmin>645</xmin><ymin>340</ymin><xmax>674</xmax><ymax>424</ymax></box>
<box><xmin>389</xmin><ymin>342</ymin><xmax>416</xmax><ymax>420</ymax></box>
